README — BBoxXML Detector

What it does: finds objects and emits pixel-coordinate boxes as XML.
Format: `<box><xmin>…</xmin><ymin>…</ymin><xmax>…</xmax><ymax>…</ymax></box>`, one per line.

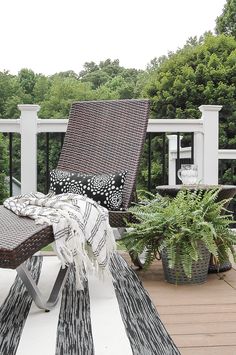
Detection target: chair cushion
<box><xmin>49</xmin><ymin>169</ymin><xmax>127</xmax><ymax>211</ymax></box>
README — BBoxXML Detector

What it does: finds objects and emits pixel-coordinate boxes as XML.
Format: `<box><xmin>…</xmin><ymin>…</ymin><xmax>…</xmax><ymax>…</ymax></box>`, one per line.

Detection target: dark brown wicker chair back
<box><xmin>57</xmin><ymin>99</ymin><xmax>150</xmax><ymax>209</ymax></box>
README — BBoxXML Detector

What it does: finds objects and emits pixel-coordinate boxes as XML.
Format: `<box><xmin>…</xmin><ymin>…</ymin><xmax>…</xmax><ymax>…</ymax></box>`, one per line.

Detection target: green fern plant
<box><xmin>122</xmin><ymin>188</ymin><xmax>236</xmax><ymax>279</ymax></box>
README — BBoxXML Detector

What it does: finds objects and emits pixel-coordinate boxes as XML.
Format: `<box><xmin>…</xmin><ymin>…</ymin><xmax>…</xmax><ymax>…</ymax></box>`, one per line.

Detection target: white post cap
<box><xmin>18</xmin><ymin>104</ymin><xmax>40</xmax><ymax>112</ymax></box>
<box><xmin>199</xmin><ymin>105</ymin><xmax>222</xmax><ymax>113</ymax></box>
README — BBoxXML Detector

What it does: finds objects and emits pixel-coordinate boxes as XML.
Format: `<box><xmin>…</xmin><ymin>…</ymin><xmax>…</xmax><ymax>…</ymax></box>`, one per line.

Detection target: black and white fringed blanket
<box><xmin>0</xmin><ymin>255</ymin><xmax>180</xmax><ymax>355</ymax></box>
<box><xmin>4</xmin><ymin>192</ymin><xmax>116</xmax><ymax>288</ymax></box>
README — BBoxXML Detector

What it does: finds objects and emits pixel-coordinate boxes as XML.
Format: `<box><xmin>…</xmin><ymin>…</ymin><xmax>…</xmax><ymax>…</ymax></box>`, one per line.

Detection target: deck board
<box><xmin>165</xmin><ymin>322</ymin><xmax>236</xmax><ymax>334</ymax></box>
<box><xmin>180</xmin><ymin>346</ymin><xmax>236</xmax><ymax>355</ymax></box>
<box><xmin>161</xmin><ymin>312</ymin><xmax>236</xmax><ymax>323</ymax></box>
<box><xmin>172</xmin><ymin>333</ymin><xmax>236</xmax><ymax>347</ymax></box>
<box><xmin>121</xmin><ymin>252</ymin><xmax>236</xmax><ymax>355</ymax></box>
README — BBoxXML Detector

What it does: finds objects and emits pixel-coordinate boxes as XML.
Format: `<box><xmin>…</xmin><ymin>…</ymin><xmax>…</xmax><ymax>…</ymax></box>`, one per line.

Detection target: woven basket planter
<box><xmin>161</xmin><ymin>243</ymin><xmax>211</xmax><ymax>285</ymax></box>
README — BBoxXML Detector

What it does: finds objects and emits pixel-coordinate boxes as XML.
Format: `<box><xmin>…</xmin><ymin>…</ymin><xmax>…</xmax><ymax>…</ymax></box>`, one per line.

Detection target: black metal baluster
<box><xmin>162</xmin><ymin>133</ymin><xmax>166</xmax><ymax>185</ymax></box>
<box><xmin>148</xmin><ymin>133</ymin><xmax>152</xmax><ymax>191</ymax></box>
<box><xmin>190</xmin><ymin>132</ymin><xmax>194</xmax><ymax>164</ymax></box>
<box><xmin>46</xmin><ymin>133</ymin><xmax>50</xmax><ymax>193</ymax></box>
<box><xmin>176</xmin><ymin>133</ymin><xmax>181</xmax><ymax>184</ymax></box>
<box><xmin>9</xmin><ymin>133</ymin><xmax>13</xmax><ymax>196</ymax></box>
<box><xmin>60</xmin><ymin>132</ymin><xmax>65</xmax><ymax>148</ymax></box>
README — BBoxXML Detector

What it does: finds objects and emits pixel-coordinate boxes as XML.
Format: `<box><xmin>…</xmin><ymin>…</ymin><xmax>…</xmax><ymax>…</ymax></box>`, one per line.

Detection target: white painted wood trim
<box><xmin>218</xmin><ymin>149</ymin><xmax>236</xmax><ymax>160</ymax></box>
<box><xmin>147</xmin><ymin>119</ymin><xmax>204</xmax><ymax>133</ymax></box>
<box><xmin>0</xmin><ymin>119</ymin><xmax>20</xmax><ymax>132</ymax></box>
<box><xmin>37</xmin><ymin>119</ymin><xmax>68</xmax><ymax>133</ymax></box>
<box><xmin>18</xmin><ymin>104</ymin><xmax>40</xmax><ymax>194</ymax></box>
<box><xmin>200</xmin><ymin>105</ymin><xmax>222</xmax><ymax>184</ymax></box>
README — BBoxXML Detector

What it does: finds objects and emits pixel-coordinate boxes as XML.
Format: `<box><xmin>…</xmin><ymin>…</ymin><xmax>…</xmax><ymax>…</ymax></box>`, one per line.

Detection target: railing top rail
<box><xmin>0</xmin><ymin>118</ymin><xmax>204</xmax><ymax>134</ymax></box>
<box><xmin>147</xmin><ymin>119</ymin><xmax>204</xmax><ymax>133</ymax></box>
<box><xmin>0</xmin><ymin>119</ymin><xmax>20</xmax><ymax>133</ymax></box>
<box><xmin>218</xmin><ymin>149</ymin><xmax>236</xmax><ymax>159</ymax></box>
<box><xmin>37</xmin><ymin>119</ymin><xmax>68</xmax><ymax>133</ymax></box>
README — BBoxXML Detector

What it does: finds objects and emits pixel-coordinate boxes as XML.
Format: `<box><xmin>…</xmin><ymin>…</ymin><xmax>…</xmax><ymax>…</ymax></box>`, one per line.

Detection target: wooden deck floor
<box><xmin>122</xmin><ymin>252</ymin><xmax>236</xmax><ymax>355</ymax></box>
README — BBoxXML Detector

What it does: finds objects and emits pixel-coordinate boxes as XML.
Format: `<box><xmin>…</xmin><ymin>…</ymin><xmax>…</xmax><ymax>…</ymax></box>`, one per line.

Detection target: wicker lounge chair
<box><xmin>0</xmin><ymin>99</ymin><xmax>150</xmax><ymax>310</ymax></box>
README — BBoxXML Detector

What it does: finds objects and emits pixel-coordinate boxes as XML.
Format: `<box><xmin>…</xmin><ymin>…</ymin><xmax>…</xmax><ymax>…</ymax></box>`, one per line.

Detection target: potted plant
<box><xmin>122</xmin><ymin>188</ymin><xmax>236</xmax><ymax>284</ymax></box>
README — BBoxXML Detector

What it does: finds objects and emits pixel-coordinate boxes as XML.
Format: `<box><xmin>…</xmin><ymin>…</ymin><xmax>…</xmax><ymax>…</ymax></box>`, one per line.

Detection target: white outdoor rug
<box><xmin>0</xmin><ymin>254</ymin><xmax>180</xmax><ymax>355</ymax></box>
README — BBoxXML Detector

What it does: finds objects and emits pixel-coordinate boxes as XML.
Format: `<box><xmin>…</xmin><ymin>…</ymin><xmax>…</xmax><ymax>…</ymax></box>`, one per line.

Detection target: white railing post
<box><xmin>199</xmin><ymin>105</ymin><xmax>222</xmax><ymax>185</ymax></box>
<box><xmin>167</xmin><ymin>135</ymin><xmax>177</xmax><ymax>185</ymax></box>
<box><xmin>167</xmin><ymin>135</ymin><xmax>183</xmax><ymax>185</ymax></box>
<box><xmin>194</xmin><ymin>132</ymin><xmax>204</xmax><ymax>184</ymax></box>
<box><xmin>18</xmin><ymin>104</ymin><xmax>40</xmax><ymax>194</ymax></box>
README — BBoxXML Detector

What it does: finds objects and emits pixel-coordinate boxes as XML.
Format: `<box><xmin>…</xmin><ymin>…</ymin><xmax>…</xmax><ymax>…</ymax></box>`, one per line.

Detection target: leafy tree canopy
<box><xmin>18</xmin><ymin>68</ymin><xmax>37</xmax><ymax>98</ymax></box>
<box><xmin>39</xmin><ymin>77</ymin><xmax>95</xmax><ymax>118</ymax></box>
<box><xmin>142</xmin><ymin>34</ymin><xmax>236</xmax><ymax>149</ymax></box>
<box><xmin>0</xmin><ymin>59</ymin><xmax>143</xmax><ymax>120</ymax></box>
<box><xmin>79</xmin><ymin>58</ymin><xmax>142</xmax><ymax>90</ymax></box>
<box><xmin>216</xmin><ymin>0</ymin><xmax>236</xmax><ymax>37</ymax></box>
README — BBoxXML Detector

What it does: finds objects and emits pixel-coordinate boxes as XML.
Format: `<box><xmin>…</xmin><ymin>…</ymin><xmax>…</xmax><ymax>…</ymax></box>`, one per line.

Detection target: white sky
<box><xmin>0</xmin><ymin>0</ymin><xmax>227</xmax><ymax>75</ymax></box>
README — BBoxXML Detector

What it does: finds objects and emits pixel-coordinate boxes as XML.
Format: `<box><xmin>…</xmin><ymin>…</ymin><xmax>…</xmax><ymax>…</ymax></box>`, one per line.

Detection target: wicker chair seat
<box><xmin>0</xmin><ymin>207</ymin><xmax>134</xmax><ymax>270</ymax></box>
<box><xmin>0</xmin><ymin>206</ymin><xmax>53</xmax><ymax>269</ymax></box>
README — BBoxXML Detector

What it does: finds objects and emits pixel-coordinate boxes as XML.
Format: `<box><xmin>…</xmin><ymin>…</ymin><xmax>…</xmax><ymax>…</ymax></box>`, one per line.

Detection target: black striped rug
<box><xmin>0</xmin><ymin>254</ymin><xmax>180</xmax><ymax>355</ymax></box>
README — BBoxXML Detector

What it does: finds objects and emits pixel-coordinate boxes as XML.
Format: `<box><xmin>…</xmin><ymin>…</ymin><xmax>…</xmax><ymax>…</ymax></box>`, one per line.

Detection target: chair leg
<box><xmin>16</xmin><ymin>262</ymin><xmax>69</xmax><ymax>311</ymax></box>
<box><xmin>113</xmin><ymin>227</ymin><xmax>126</xmax><ymax>240</ymax></box>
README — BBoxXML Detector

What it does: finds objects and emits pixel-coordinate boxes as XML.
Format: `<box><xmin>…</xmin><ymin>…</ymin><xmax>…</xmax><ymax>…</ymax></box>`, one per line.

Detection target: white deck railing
<box><xmin>0</xmin><ymin>103</ymin><xmax>234</xmax><ymax>194</ymax></box>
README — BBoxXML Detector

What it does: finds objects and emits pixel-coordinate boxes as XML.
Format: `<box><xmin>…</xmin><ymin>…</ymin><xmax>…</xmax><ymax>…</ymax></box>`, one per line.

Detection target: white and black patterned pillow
<box><xmin>49</xmin><ymin>169</ymin><xmax>127</xmax><ymax>211</ymax></box>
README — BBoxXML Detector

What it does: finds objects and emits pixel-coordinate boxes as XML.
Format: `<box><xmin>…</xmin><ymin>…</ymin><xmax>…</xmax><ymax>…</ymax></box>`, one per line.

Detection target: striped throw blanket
<box><xmin>4</xmin><ymin>192</ymin><xmax>116</xmax><ymax>288</ymax></box>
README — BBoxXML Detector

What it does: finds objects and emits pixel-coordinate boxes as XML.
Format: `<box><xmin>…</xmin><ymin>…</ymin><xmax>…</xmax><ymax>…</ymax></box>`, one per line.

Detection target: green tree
<box><xmin>79</xmin><ymin>61</ymin><xmax>99</xmax><ymax>78</ymax></box>
<box><xmin>0</xmin><ymin>71</ymin><xmax>13</xmax><ymax>117</ymax></box>
<box><xmin>18</xmin><ymin>68</ymin><xmax>37</xmax><ymax>101</ymax></box>
<box><xmin>96</xmin><ymin>75</ymin><xmax>135</xmax><ymax>99</ymax></box>
<box><xmin>216</xmin><ymin>0</ymin><xmax>236</xmax><ymax>37</ymax></box>
<box><xmin>39</xmin><ymin>77</ymin><xmax>95</xmax><ymax>118</ymax></box>
<box><xmin>78</xmin><ymin>58</ymin><xmax>141</xmax><ymax>92</ymax></box>
<box><xmin>33</xmin><ymin>75</ymin><xmax>51</xmax><ymax>103</ymax></box>
<box><xmin>51</xmin><ymin>70</ymin><xmax>79</xmax><ymax>79</ymax></box>
<box><xmin>143</xmin><ymin>34</ymin><xmax>236</xmax><ymax>134</ymax></box>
